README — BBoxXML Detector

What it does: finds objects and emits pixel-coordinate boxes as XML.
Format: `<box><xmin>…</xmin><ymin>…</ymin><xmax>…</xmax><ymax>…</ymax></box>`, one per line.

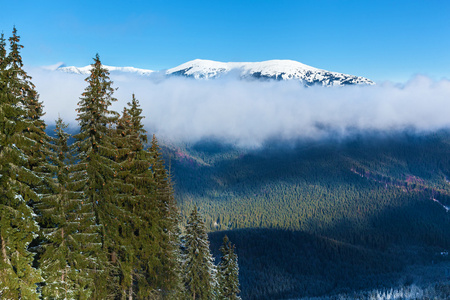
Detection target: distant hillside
<box><xmin>164</xmin><ymin>132</ymin><xmax>450</xmax><ymax>299</ymax></box>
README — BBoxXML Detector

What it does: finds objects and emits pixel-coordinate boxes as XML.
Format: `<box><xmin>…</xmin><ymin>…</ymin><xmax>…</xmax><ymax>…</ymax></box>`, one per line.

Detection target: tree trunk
<box><xmin>128</xmin><ymin>282</ymin><xmax>132</xmax><ymax>300</ymax></box>
<box><xmin>1</xmin><ymin>235</ymin><xmax>11</xmax><ymax>265</ymax></box>
<box><xmin>111</xmin><ymin>250</ymin><xmax>117</xmax><ymax>263</ymax></box>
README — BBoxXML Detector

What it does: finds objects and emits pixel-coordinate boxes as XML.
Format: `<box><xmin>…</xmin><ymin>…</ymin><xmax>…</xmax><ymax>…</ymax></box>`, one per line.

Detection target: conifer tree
<box><xmin>182</xmin><ymin>206</ymin><xmax>217</xmax><ymax>300</ymax></box>
<box><xmin>0</xmin><ymin>28</ymin><xmax>42</xmax><ymax>299</ymax></box>
<box><xmin>38</xmin><ymin>117</ymin><xmax>97</xmax><ymax>300</ymax></box>
<box><xmin>217</xmin><ymin>236</ymin><xmax>241</xmax><ymax>300</ymax></box>
<box><xmin>113</xmin><ymin>97</ymin><xmax>149</xmax><ymax>299</ymax></box>
<box><xmin>149</xmin><ymin>134</ymin><xmax>182</xmax><ymax>298</ymax></box>
<box><xmin>115</xmin><ymin>96</ymin><xmax>182</xmax><ymax>299</ymax></box>
<box><xmin>8</xmin><ymin>27</ymin><xmax>49</xmax><ymax>178</ymax></box>
<box><xmin>73</xmin><ymin>53</ymin><xmax>120</xmax><ymax>298</ymax></box>
<box><xmin>7</xmin><ymin>27</ymin><xmax>54</xmax><ymax>282</ymax></box>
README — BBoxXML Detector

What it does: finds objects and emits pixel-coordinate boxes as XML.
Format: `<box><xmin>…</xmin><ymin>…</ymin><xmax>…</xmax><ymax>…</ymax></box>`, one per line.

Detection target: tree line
<box><xmin>0</xmin><ymin>27</ymin><xmax>240</xmax><ymax>300</ymax></box>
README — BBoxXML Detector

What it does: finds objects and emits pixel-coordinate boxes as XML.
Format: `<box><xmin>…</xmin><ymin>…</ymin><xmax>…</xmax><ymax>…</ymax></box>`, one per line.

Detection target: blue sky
<box><xmin>1</xmin><ymin>0</ymin><xmax>449</xmax><ymax>82</ymax></box>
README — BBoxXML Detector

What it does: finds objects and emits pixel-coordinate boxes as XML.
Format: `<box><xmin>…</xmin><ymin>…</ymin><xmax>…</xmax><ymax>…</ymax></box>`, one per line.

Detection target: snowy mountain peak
<box><xmin>166</xmin><ymin>59</ymin><xmax>374</xmax><ymax>86</ymax></box>
<box><xmin>56</xmin><ymin>59</ymin><xmax>374</xmax><ymax>86</ymax></box>
<box><xmin>167</xmin><ymin>59</ymin><xmax>320</xmax><ymax>78</ymax></box>
<box><xmin>57</xmin><ymin>65</ymin><xmax>154</xmax><ymax>76</ymax></box>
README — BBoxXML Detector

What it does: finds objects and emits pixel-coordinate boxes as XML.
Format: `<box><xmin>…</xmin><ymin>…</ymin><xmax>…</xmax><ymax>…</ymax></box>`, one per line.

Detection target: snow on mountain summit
<box><xmin>166</xmin><ymin>59</ymin><xmax>374</xmax><ymax>86</ymax></box>
<box><xmin>166</xmin><ymin>59</ymin><xmax>319</xmax><ymax>78</ymax></box>
<box><xmin>56</xmin><ymin>59</ymin><xmax>373</xmax><ymax>86</ymax></box>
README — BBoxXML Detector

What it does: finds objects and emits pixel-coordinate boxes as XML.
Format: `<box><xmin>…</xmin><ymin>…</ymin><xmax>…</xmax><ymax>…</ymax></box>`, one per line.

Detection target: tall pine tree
<box><xmin>7</xmin><ymin>26</ymin><xmax>54</xmax><ymax>280</ymax></box>
<box><xmin>0</xmin><ymin>28</ymin><xmax>42</xmax><ymax>300</ymax></box>
<box><xmin>73</xmin><ymin>53</ymin><xmax>120</xmax><ymax>298</ymax></box>
<box><xmin>8</xmin><ymin>27</ymin><xmax>50</xmax><ymax>187</ymax></box>
<box><xmin>217</xmin><ymin>235</ymin><xmax>240</xmax><ymax>300</ymax></box>
<box><xmin>115</xmin><ymin>95</ymin><xmax>182</xmax><ymax>299</ymax></box>
<box><xmin>113</xmin><ymin>96</ymin><xmax>151</xmax><ymax>299</ymax></box>
<box><xmin>149</xmin><ymin>134</ymin><xmax>182</xmax><ymax>299</ymax></box>
<box><xmin>38</xmin><ymin>117</ymin><xmax>98</xmax><ymax>299</ymax></box>
<box><xmin>182</xmin><ymin>206</ymin><xmax>217</xmax><ymax>300</ymax></box>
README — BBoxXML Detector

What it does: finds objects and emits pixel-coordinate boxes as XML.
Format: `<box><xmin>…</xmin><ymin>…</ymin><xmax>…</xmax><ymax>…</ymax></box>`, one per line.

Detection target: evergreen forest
<box><xmin>0</xmin><ymin>28</ymin><xmax>240</xmax><ymax>300</ymax></box>
<box><xmin>172</xmin><ymin>133</ymin><xmax>450</xmax><ymax>299</ymax></box>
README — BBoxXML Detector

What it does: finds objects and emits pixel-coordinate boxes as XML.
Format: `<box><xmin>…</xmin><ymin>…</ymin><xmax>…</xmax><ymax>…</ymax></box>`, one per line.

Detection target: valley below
<box><xmin>163</xmin><ymin>131</ymin><xmax>450</xmax><ymax>299</ymax></box>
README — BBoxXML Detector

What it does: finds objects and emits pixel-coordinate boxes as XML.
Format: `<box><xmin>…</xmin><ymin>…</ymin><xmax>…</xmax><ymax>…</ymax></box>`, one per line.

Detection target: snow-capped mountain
<box><xmin>166</xmin><ymin>59</ymin><xmax>374</xmax><ymax>86</ymax></box>
<box><xmin>56</xmin><ymin>59</ymin><xmax>373</xmax><ymax>86</ymax></box>
<box><xmin>57</xmin><ymin>64</ymin><xmax>154</xmax><ymax>76</ymax></box>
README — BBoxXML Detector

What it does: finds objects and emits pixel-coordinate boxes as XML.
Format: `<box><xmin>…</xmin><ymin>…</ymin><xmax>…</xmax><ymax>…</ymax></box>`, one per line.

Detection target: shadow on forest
<box><xmin>209</xmin><ymin>197</ymin><xmax>450</xmax><ymax>300</ymax></box>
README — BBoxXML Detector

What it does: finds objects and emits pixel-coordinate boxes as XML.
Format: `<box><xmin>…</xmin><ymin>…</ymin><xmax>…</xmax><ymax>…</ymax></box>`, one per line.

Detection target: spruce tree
<box><xmin>217</xmin><ymin>236</ymin><xmax>241</xmax><ymax>300</ymax></box>
<box><xmin>0</xmin><ymin>28</ymin><xmax>42</xmax><ymax>299</ymax></box>
<box><xmin>38</xmin><ymin>117</ymin><xmax>98</xmax><ymax>299</ymax></box>
<box><xmin>115</xmin><ymin>95</ymin><xmax>182</xmax><ymax>299</ymax></box>
<box><xmin>8</xmin><ymin>27</ymin><xmax>49</xmax><ymax>180</ymax></box>
<box><xmin>113</xmin><ymin>97</ymin><xmax>149</xmax><ymax>299</ymax></box>
<box><xmin>7</xmin><ymin>27</ymin><xmax>54</xmax><ymax>279</ymax></box>
<box><xmin>73</xmin><ymin>53</ymin><xmax>120</xmax><ymax>298</ymax></box>
<box><xmin>149</xmin><ymin>134</ymin><xmax>182</xmax><ymax>298</ymax></box>
<box><xmin>182</xmin><ymin>206</ymin><xmax>217</xmax><ymax>300</ymax></box>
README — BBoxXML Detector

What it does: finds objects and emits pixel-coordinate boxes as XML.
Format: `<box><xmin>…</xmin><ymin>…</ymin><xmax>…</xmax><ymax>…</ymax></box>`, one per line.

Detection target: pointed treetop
<box><xmin>8</xmin><ymin>26</ymin><xmax>25</xmax><ymax>70</ymax></box>
<box><xmin>223</xmin><ymin>235</ymin><xmax>230</xmax><ymax>246</ymax></box>
<box><xmin>127</xmin><ymin>94</ymin><xmax>147</xmax><ymax>144</ymax></box>
<box><xmin>0</xmin><ymin>32</ymin><xmax>5</xmax><ymax>53</ymax></box>
<box><xmin>0</xmin><ymin>32</ymin><xmax>6</xmax><ymax>69</ymax></box>
<box><xmin>76</xmin><ymin>53</ymin><xmax>118</xmax><ymax>130</ymax></box>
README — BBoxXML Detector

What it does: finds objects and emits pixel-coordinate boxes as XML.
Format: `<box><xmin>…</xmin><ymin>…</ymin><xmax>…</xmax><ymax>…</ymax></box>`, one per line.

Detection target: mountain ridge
<box><xmin>166</xmin><ymin>59</ymin><xmax>374</xmax><ymax>86</ymax></box>
<box><xmin>56</xmin><ymin>59</ymin><xmax>374</xmax><ymax>86</ymax></box>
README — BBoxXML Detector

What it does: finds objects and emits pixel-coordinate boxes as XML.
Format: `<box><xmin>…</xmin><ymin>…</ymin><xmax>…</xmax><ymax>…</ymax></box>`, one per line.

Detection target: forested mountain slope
<box><xmin>164</xmin><ymin>132</ymin><xmax>450</xmax><ymax>299</ymax></box>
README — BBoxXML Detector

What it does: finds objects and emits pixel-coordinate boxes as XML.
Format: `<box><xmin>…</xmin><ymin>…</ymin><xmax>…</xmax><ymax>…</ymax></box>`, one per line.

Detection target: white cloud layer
<box><xmin>28</xmin><ymin>67</ymin><xmax>450</xmax><ymax>148</ymax></box>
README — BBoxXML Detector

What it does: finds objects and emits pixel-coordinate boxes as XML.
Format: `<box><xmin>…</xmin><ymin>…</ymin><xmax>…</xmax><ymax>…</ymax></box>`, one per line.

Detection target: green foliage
<box><xmin>182</xmin><ymin>206</ymin><xmax>217</xmax><ymax>300</ymax></box>
<box><xmin>38</xmin><ymin>117</ymin><xmax>97</xmax><ymax>299</ymax></box>
<box><xmin>148</xmin><ymin>134</ymin><xmax>182</xmax><ymax>297</ymax></box>
<box><xmin>113</xmin><ymin>95</ymin><xmax>182</xmax><ymax>299</ymax></box>
<box><xmin>72</xmin><ymin>53</ymin><xmax>121</xmax><ymax>298</ymax></box>
<box><xmin>217</xmin><ymin>235</ymin><xmax>240</xmax><ymax>300</ymax></box>
<box><xmin>0</xmin><ymin>27</ymin><xmax>42</xmax><ymax>300</ymax></box>
<box><xmin>0</xmin><ymin>28</ymin><xmax>192</xmax><ymax>300</ymax></box>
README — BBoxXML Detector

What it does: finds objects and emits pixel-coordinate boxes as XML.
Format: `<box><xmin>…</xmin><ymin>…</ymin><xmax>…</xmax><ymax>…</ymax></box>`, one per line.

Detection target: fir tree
<box><xmin>217</xmin><ymin>236</ymin><xmax>241</xmax><ymax>300</ymax></box>
<box><xmin>7</xmin><ymin>27</ymin><xmax>53</xmax><ymax>284</ymax></box>
<box><xmin>8</xmin><ymin>27</ymin><xmax>49</xmax><ymax>178</ymax></box>
<box><xmin>6</xmin><ymin>28</ymin><xmax>51</xmax><ymax>210</ymax></box>
<box><xmin>0</xmin><ymin>28</ymin><xmax>42</xmax><ymax>299</ymax></box>
<box><xmin>115</xmin><ymin>96</ymin><xmax>182</xmax><ymax>299</ymax></box>
<box><xmin>182</xmin><ymin>206</ymin><xmax>217</xmax><ymax>300</ymax></box>
<box><xmin>113</xmin><ymin>97</ymin><xmax>149</xmax><ymax>299</ymax></box>
<box><xmin>149</xmin><ymin>134</ymin><xmax>182</xmax><ymax>298</ymax></box>
<box><xmin>38</xmin><ymin>117</ymin><xmax>98</xmax><ymax>300</ymax></box>
<box><xmin>73</xmin><ymin>53</ymin><xmax>120</xmax><ymax>298</ymax></box>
